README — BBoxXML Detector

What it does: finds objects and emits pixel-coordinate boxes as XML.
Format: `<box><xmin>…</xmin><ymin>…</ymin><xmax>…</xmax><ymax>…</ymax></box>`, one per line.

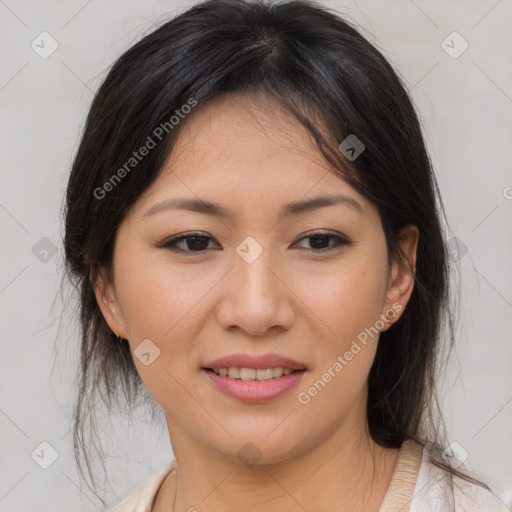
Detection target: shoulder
<box><xmin>108</xmin><ymin>461</ymin><xmax>176</xmax><ymax>512</ymax></box>
<box><xmin>410</xmin><ymin>445</ymin><xmax>509</xmax><ymax>512</ymax></box>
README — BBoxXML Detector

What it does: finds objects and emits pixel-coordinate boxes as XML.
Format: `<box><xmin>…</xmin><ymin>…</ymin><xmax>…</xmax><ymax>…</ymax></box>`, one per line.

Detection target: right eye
<box><xmin>160</xmin><ymin>232</ymin><xmax>220</xmax><ymax>253</ymax></box>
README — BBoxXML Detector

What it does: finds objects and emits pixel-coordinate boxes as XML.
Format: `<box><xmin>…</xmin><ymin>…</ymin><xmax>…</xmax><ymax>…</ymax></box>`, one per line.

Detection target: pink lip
<box><xmin>203</xmin><ymin>368</ymin><xmax>306</xmax><ymax>403</ymax></box>
<box><xmin>203</xmin><ymin>353</ymin><xmax>306</xmax><ymax>371</ymax></box>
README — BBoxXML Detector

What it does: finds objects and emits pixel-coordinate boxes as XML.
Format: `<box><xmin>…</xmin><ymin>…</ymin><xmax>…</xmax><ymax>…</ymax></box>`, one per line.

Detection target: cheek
<box><xmin>112</xmin><ymin>247</ymin><xmax>226</xmax><ymax>390</ymax></box>
<box><xmin>113</xmin><ymin>254</ymin><xmax>217</xmax><ymax>408</ymax></box>
<box><xmin>292</xmin><ymin>258</ymin><xmax>388</xmax><ymax>425</ymax></box>
<box><xmin>114</xmin><ymin>243</ymin><xmax>218</xmax><ymax>339</ymax></box>
<box><xmin>295</xmin><ymin>256</ymin><xmax>389</xmax><ymax>354</ymax></box>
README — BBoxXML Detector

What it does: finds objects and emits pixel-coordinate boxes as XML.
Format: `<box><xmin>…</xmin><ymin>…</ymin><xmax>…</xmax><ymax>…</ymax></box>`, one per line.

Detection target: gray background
<box><xmin>1</xmin><ymin>0</ymin><xmax>511</xmax><ymax>510</ymax></box>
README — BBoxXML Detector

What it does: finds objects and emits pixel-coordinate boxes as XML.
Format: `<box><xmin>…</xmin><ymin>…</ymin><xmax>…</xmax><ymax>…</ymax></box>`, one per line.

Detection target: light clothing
<box><xmin>109</xmin><ymin>439</ymin><xmax>509</xmax><ymax>511</ymax></box>
<box><xmin>410</xmin><ymin>445</ymin><xmax>510</xmax><ymax>511</ymax></box>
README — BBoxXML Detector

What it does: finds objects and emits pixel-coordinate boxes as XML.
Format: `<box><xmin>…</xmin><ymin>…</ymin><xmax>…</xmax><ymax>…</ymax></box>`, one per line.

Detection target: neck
<box><xmin>154</xmin><ymin>417</ymin><xmax>399</xmax><ymax>512</ymax></box>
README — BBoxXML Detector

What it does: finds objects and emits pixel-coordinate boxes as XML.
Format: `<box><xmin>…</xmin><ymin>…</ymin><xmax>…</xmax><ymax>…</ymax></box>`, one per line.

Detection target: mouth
<box><xmin>203</xmin><ymin>366</ymin><xmax>302</xmax><ymax>380</ymax></box>
<box><xmin>202</xmin><ymin>366</ymin><xmax>307</xmax><ymax>404</ymax></box>
<box><xmin>201</xmin><ymin>353</ymin><xmax>307</xmax><ymax>403</ymax></box>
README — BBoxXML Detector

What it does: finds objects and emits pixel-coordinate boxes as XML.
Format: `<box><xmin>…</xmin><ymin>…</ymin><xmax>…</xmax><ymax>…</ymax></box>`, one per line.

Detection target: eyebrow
<box><xmin>143</xmin><ymin>193</ymin><xmax>365</xmax><ymax>220</ymax></box>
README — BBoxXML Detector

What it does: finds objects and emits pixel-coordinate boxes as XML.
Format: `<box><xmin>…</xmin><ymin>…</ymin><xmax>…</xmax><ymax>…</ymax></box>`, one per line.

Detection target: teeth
<box><xmin>256</xmin><ymin>368</ymin><xmax>273</xmax><ymax>380</ymax></box>
<box><xmin>228</xmin><ymin>367</ymin><xmax>240</xmax><ymax>378</ymax></box>
<box><xmin>211</xmin><ymin>366</ymin><xmax>298</xmax><ymax>380</ymax></box>
<box><xmin>240</xmin><ymin>367</ymin><xmax>256</xmax><ymax>380</ymax></box>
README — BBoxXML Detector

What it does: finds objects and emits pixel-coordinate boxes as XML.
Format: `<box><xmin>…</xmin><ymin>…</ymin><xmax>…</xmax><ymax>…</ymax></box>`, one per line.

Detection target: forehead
<box><xmin>170</xmin><ymin>93</ymin><xmax>328</xmax><ymax>172</ymax></box>
<box><xmin>130</xmin><ymin>93</ymin><xmax>372</xmax><ymax>222</ymax></box>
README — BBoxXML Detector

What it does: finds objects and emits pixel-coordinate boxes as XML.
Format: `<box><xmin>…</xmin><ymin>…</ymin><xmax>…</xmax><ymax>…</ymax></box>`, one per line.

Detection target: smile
<box><xmin>203</xmin><ymin>367</ymin><xmax>307</xmax><ymax>403</ymax></box>
<box><xmin>209</xmin><ymin>367</ymin><xmax>296</xmax><ymax>380</ymax></box>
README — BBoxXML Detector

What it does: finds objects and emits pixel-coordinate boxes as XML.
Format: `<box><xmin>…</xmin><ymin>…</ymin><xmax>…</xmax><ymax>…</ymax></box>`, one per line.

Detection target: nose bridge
<box><xmin>217</xmin><ymin>235</ymin><xmax>294</xmax><ymax>334</ymax></box>
<box><xmin>234</xmin><ymin>235</ymin><xmax>279</xmax><ymax>305</ymax></box>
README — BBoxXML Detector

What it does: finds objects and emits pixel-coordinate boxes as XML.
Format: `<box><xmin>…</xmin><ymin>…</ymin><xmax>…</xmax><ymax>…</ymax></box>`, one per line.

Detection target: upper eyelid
<box><xmin>163</xmin><ymin>229</ymin><xmax>347</xmax><ymax>241</ymax></box>
<box><xmin>161</xmin><ymin>230</ymin><xmax>350</xmax><ymax>249</ymax></box>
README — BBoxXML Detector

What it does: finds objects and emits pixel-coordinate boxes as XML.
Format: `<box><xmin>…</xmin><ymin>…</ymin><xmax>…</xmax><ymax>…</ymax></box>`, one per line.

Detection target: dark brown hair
<box><xmin>62</xmin><ymin>0</ymin><xmax>489</xmax><ymax>504</ymax></box>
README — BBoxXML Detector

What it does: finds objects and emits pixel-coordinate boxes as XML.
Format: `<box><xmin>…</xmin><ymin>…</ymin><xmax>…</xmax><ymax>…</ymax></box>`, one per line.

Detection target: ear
<box><xmin>380</xmin><ymin>224</ymin><xmax>419</xmax><ymax>332</ymax></box>
<box><xmin>92</xmin><ymin>267</ymin><xmax>130</xmax><ymax>340</ymax></box>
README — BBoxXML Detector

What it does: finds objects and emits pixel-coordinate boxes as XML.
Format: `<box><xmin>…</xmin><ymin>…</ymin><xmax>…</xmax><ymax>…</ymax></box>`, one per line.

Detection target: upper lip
<box><xmin>203</xmin><ymin>353</ymin><xmax>307</xmax><ymax>371</ymax></box>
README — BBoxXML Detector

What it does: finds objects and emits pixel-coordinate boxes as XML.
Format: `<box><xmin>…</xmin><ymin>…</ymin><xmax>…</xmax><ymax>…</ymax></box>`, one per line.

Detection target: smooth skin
<box><xmin>94</xmin><ymin>92</ymin><xmax>419</xmax><ymax>512</ymax></box>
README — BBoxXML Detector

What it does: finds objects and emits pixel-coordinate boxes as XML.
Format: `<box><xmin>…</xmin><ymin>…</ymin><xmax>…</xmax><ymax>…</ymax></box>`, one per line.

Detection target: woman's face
<box><xmin>96</xmin><ymin>93</ymin><xmax>418</xmax><ymax>464</ymax></box>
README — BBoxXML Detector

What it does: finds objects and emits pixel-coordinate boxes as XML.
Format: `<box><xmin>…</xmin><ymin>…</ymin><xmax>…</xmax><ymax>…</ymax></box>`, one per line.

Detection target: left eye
<box><xmin>161</xmin><ymin>231</ymin><xmax>351</xmax><ymax>254</ymax></box>
<box><xmin>294</xmin><ymin>232</ymin><xmax>351</xmax><ymax>251</ymax></box>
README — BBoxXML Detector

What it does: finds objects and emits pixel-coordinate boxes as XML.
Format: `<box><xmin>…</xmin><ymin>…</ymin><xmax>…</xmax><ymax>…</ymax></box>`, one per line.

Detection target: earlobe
<box><xmin>92</xmin><ymin>268</ymin><xmax>130</xmax><ymax>339</ymax></box>
<box><xmin>380</xmin><ymin>224</ymin><xmax>419</xmax><ymax>331</ymax></box>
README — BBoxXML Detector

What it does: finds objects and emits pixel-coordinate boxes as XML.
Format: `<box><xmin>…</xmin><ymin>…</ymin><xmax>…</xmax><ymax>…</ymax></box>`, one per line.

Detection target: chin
<box><xmin>209</xmin><ymin>428</ymin><xmax>317</xmax><ymax>468</ymax></box>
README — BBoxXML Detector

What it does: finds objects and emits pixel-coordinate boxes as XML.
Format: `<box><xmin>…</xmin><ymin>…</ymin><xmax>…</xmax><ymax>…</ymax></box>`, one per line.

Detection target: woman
<box><xmin>63</xmin><ymin>0</ymin><xmax>509</xmax><ymax>510</ymax></box>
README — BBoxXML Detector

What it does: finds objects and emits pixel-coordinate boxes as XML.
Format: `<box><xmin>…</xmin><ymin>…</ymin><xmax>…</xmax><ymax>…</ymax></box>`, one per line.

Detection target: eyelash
<box><xmin>160</xmin><ymin>231</ymin><xmax>352</xmax><ymax>254</ymax></box>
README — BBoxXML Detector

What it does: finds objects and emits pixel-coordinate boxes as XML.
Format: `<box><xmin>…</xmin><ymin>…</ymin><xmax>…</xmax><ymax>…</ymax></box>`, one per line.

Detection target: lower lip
<box><xmin>203</xmin><ymin>369</ymin><xmax>306</xmax><ymax>403</ymax></box>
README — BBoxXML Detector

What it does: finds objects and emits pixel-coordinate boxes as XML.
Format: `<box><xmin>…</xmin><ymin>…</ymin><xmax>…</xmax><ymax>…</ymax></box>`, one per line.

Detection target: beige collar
<box><xmin>378</xmin><ymin>439</ymin><xmax>424</xmax><ymax>512</ymax></box>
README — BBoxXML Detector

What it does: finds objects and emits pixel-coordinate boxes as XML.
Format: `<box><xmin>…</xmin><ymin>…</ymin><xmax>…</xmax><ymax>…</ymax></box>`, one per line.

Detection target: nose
<box><xmin>215</xmin><ymin>244</ymin><xmax>296</xmax><ymax>336</ymax></box>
